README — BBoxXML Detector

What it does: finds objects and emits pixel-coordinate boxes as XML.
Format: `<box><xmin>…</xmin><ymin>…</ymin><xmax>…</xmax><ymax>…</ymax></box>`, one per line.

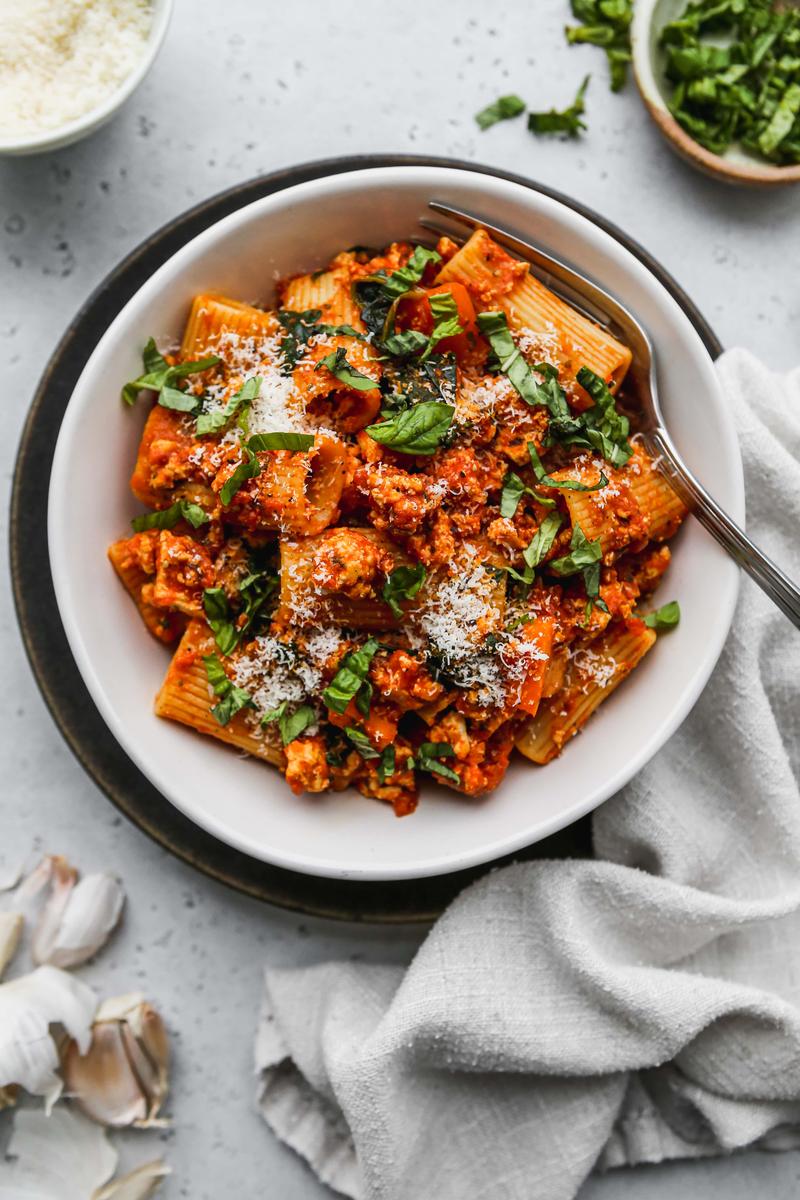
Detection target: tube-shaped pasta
<box><xmin>516</xmin><ymin>618</ymin><xmax>656</xmax><ymax>764</ymax></box>
<box><xmin>281</xmin><ymin>255</ymin><xmax>362</xmax><ymax>326</ymax></box>
<box><xmin>180</xmin><ymin>294</ymin><xmax>276</xmax><ymax>358</ymax></box>
<box><xmin>108</xmin><ymin>535</ymin><xmax>185</xmax><ymax>644</ymax></box>
<box><xmin>551</xmin><ymin>458</ymin><xmax>648</xmax><ymax>559</ymax></box>
<box><xmin>155</xmin><ymin>621</ymin><xmax>284</xmax><ymax>765</ymax></box>
<box><xmin>628</xmin><ymin>447</ymin><xmax>688</xmax><ymax>541</ymax></box>
<box><xmin>277</xmin><ymin>527</ymin><xmax>415</xmax><ymax>629</ymax></box>
<box><xmin>437</xmin><ymin>229</ymin><xmax>632</xmax><ymax>389</ymax></box>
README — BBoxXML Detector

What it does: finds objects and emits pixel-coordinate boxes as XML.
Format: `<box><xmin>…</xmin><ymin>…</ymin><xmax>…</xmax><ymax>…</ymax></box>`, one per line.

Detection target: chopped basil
<box><xmin>354</xmin><ymin>245</ymin><xmax>441</xmax><ymax>342</ymax></box>
<box><xmin>315</xmin><ymin>346</ymin><xmax>377</xmax><ymax>391</ymax></box>
<box><xmin>522</xmin><ymin>511</ymin><xmax>564</xmax><ymax>570</ymax></box>
<box><xmin>246</xmin><ymin>432</ymin><xmax>315</xmax><ymax>452</ymax></box>
<box><xmin>477</xmin><ymin>311</ymin><xmax>546</xmax><ymax>407</ymax></box>
<box><xmin>203</xmin><ymin>588</ymin><xmax>239</xmax><ymax>656</ymax></box>
<box><xmin>322</xmin><ymin>638</ymin><xmax>380</xmax><ymax>715</ymax></box>
<box><xmin>379</xmin><ymin>353</ymin><xmax>457</xmax><ymax>416</ymax></box>
<box><xmin>548</xmin><ymin>522</ymin><xmax>609</xmax><ymax>618</ymax></box>
<box><xmin>203</xmin><ymin>654</ymin><xmax>253</xmax><ymax>725</ymax></box>
<box><xmin>475</xmin><ymin>93</ymin><xmax>527</xmax><ymax>130</ymax></box>
<box><xmin>528</xmin><ymin>76</ymin><xmax>590</xmax><ymax>138</ymax></box>
<box><xmin>262</xmin><ymin>701</ymin><xmax>317</xmax><ymax>745</ymax></box>
<box><xmin>219</xmin><ymin>448</ymin><xmax>261</xmax><ymax>507</ymax></box>
<box><xmin>659</xmin><ymin>0</ymin><xmax>800</xmax><ymax>164</ymax></box>
<box><xmin>573</xmin><ymin>367</ymin><xmax>632</xmax><ymax>466</ymax></box>
<box><xmin>382</xmin><ymin>564</ymin><xmax>427</xmax><ymax>619</ymax></box>
<box><xmin>566</xmin><ymin>0</ymin><xmax>632</xmax><ymax>92</ymax></box>
<box><xmin>131</xmin><ymin>499</ymin><xmax>210</xmax><ymax>533</ymax></box>
<box><xmin>344</xmin><ymin>725</ymin><xmax>380</xmax><ymax>760</ymax></box>
<box><xmin>414</xmin><ymin>741</ymin><xmax>460</xmax><ymax>785</ymax></box>
<box><xmin>499</xmin><ymin>470</ymin><xmax>556</xmax><ymax>518</ymax></box>
<box><xmin>528</xmin><ymin>443</ymin><xmax>608</xmax><ymax>492</ymax></box>
<box><xmin>196</xmin><ymin>376</ymin><xmax>261</xmax><ymax>436</ymax></box>
<box><xmin>381</xmin><ymin>328</ymin><xmax>431</xmax><ymax>358</ymax></box>
<box><xmin>121</xmin><ymin>337</ymin><xmax>219</xmax><ymax>408</ymax></box>
<box><xmin>421</xmin><ymin>292</ymin><xmax>463</xmax><ymax>361</ymax></box>
<box><xmin>493</xmin><ymin>560</ymin><xmax>534</xmax><ymax>586</ymax></box>
<box><xmin>366</xmin><ymin>400</ymin><xmax>454</xmax><ymax>456</ymax></box>
<box><xmin>377</xmin><ymin>744</ymin><xmax>396</xmax><ymax>784</ymax></box>
<box><xmin>642</xmin><ymin>600</ymin><xmax>681</xmax><ymax>631</ymax></box>
<box><xmin>276</xmin><ymin>308</ymin><xmax>367</xmax><ymax>373</ymax></box>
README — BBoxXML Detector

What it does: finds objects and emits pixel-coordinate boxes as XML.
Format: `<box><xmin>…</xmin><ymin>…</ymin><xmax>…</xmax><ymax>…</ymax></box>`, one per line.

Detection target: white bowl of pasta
<box><xmin>48</xmin><ymin>165</ymin><xmax>743</xmax><ymax>881</ymax></box>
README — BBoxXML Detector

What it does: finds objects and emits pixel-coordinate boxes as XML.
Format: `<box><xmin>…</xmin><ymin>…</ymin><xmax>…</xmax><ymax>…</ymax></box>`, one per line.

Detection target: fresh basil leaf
<box><xmin>522</xmin><ymin>511</ymin><xmax>564</xmax><ymax>569</ymax></box>
<box><xmin>131</xmin><ymin>499</ymin><xmax>210</xmax><ymax>532</ymax></box>
<box><xmin>315</xmin><ymin>346</ymin><xmax>377</xmax><ymax>391</ymax></box>
<box><xmin>549</xmin><ymin>521</ymin><xmax>602</xmax><ymax>576</ymax></box>
<box><xmin>528</xmin><ymin>442</ymin><xmax>608</xmax><ymax>492</ymax></box>
<box><xmin>196</xmin><ymin>376</ymin><xmax>261</xmax><ymax>436</ymax></box>
<box><xmin>475</xmin><ymin>93</ymin><xmax>527</xmax><ymax>130</ymax></box>
<box><xmin>528</xmin><ymin>75</ymin><xmax>589</xmax><ymax>137</ymax></box>
<box><xmin>377</xmin><ymin>744</ymin><xmax>396</xmax><ymax>784</ymax></box>
<box><xmin>421</xmin><ymin>292</ymin><xmax>463</xmax><ymax>361</ymax></box>
<box><xmin>121</xmin><ymin>339</ymin><xmax>220</xmax><ymax>407</ymax></box>
<box><xmin>415</xmin><ymin>741</ymin><xmax>460</xmax><ymax>784</ymax></box>
<box><xmin>322</xmin><ymin>638</ymin><xmax>380</xmax><ymax>714</ymax></box>
<box><xmin>203</xmin><ymin>653</ymin><xmax>253</xmax><ymax>725</ymax></box>
<box><xmin>381</xmin><ymin>328</ymin><xmax>430</xmax><ymax>358</ymax></box>
<box><xmin>203</xmin><ymin>588</ymin><xmax>239</xmax><ymax>656</ymax></box>
<box><xmin>366</xmin><ymin>400</ymin><xmax>454</xmax><ymax>456</ymax></box>
<box><xmin>158</xmin><ymin>385</ymin><xmax>202</xmax><ymax>413</ymax></box>
<box><xmin>566</xmin><ymin>0</ymin><xmax>632</xmax><ymax>91</ymax></box>
<box><xmin>574</xmin><ymin>367</ymin><xmax>632</xmax><ymax>466</ymax></box>
<box><xmin>642</xmin><ymin>600</ymin><xmax>681</xmax><ymax>631</ymax></box>
<box><xmin>276</xmin><ymin>308</ymin><xmax>323</xmax><ymax>372</ymax></box>
<box><xmin>344</xmin><ymin>725</ymin><xmax>380</xmax><ymax>760</ymax></box>
<box><xmin>220</xmin><ymin>448</ymin><xmax>261</xmax><ymax>507</ymax></box>
<box><xmin>476</xmin><ymin>311</ymin><xmax>546</xmax><ymax>407</ymax></box>
<box><xmin>354</xmin><ymin>246</ymin><xmax>441</xmax><ymax>341</ymax></box>
<box><xmin>382</xmin><ymin>564</ymin><xmax>427</xmax><ymax>619</ymax></box>
<box><xmin>493</xmin><ymin>560</ymin><xmax>535</xmax><ymax>586</ymax></box>
<box><xmin>499</xmin><ymin>470</ymin><xmax>557</xmax><ymax>518</ymax></box>
<box><xmin>246</xmin><ymin>432</ymin><xmax>315</xmax><ymax>452</ymax></box>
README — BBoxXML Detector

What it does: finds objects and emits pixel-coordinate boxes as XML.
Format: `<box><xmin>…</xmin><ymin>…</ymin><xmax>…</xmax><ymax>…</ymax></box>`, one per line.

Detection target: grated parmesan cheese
<box><xmin>0</xmin><ymin>0</ymin><xmax>153</xmax><ymax>138</ymax></box>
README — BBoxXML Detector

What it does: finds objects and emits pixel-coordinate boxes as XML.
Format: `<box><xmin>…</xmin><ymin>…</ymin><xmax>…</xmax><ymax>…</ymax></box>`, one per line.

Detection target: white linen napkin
<box><xmin>255</xmin><ymin>349</ymin><xmax>800</xmax><ymax>1200</ymax></box>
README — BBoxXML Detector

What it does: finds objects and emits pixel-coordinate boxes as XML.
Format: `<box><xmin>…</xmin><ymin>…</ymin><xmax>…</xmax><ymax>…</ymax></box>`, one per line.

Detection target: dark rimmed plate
<box><xmin>10</xmin><ymin>154</ymin><xmax>721</xmax><ymax>922</ymax></box>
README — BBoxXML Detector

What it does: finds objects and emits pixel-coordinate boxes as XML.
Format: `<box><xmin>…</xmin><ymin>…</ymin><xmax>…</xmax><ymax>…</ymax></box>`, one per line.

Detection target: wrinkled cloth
<box><xmin>255</xmin><ymin>350</ymin><xmax>800</xmax><ymax>1200</ymax></box>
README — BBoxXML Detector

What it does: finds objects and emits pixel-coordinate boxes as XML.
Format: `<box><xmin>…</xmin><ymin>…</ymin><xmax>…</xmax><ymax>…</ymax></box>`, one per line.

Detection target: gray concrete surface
<box><xmin>2</xmin><ymin>1</ymin><xmax>799</xmax><ymax>1196</ymax></box>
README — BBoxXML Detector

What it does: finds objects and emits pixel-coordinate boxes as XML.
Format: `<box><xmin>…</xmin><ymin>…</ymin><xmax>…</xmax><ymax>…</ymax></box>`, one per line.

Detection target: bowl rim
<box><xmin>46</xmin><ymin>162</ymin><xmax>744</xmax><ymax>880</ymax></box>
<box><xmin>631</xmin><ymin>0</ymin><xmax>800</xmax><ymax>186</ymax></box>
<box><xmin>0</xmin><ymin>0</ymin><xmax>173</xmax><ymax>155</ymax></box>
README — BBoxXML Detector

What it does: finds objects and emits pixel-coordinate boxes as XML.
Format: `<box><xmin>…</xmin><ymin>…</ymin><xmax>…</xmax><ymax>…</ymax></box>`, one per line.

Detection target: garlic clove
<box><xmin>63</xmin><ymin>1021</ymin><xmax>149</xmax><ymax>1127</ymax></box>
<box><xmin>0</xmin><ymin>911</ymin><xmax>23</xmax><ymax>979</ymax></box>
<box><xmin>0</xmin><ymin>1105</ymin><xmax>117</xmax><ymax>1200</ymax></box>
<box><xmin>18</xmin><ymin>857</ymin><xmax>125</xmax><ymax>969</ymax></box>
<box><xmin>92</xmin><ymin>1160</ymin><xmax>170</xmax><ymax>1200</ymax></box>
<box><xmin>62</xmin><ymin>994</ymin><xmax>169</xmax><ymax>1128</ymax></box>
<box><xmin>0</xmin><ymin>965</ymin><xmax>96</xmax><ymax>1109</ymax></box>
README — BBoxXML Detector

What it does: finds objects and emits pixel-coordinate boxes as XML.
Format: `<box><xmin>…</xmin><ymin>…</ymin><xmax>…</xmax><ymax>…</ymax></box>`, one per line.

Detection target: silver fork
<box><xmin>421</xmin><ymin>200</ymin><xmax>800</xmax><ymax>630</ymax></box>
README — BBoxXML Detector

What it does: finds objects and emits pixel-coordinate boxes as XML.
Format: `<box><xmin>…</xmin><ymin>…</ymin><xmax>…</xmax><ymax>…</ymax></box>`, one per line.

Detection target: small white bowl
<box><xmin>48</xmin><ymin>165</ymin><xmax>743</xmax><ymax>881</ymax></box>
<box><xmin>0</xmin><ymin>0</ymin><xmax>173</xmax><ymax>157</ymax></box>
<box><xmin>632</xmin><ymin>0</ymin><xmax>800</xmax><ymax>186</ymax></box>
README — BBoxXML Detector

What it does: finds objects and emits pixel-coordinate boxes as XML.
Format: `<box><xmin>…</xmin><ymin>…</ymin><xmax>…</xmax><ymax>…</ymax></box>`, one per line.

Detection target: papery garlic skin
<box><xmin>0</xmin><ymin>965</ymin><xmax>96</xmax><ymax>1109</ymax></box>
<box><xmin>17</xmin><ymin>856</ymin><xmax>125</xmax><ymax>969</ymax></box>
<box><xmin>0</xmin><ymin>911</ymin><xmax>23</xmax><ymax>979</ymax></box>
<box><xmin>63</xmin><ymin>993</ymin><xmax>170</xmax><ymax>1128</ymax></box>
<box><xmin>0</xmin><ymin>1105</ymin><xmax>118</xmax><ymax>1200</ymax></box>
<box><xmin>92</xmin><ymin>1159</ymin><xmax>170</xmax><ymax>1200</ymax></box>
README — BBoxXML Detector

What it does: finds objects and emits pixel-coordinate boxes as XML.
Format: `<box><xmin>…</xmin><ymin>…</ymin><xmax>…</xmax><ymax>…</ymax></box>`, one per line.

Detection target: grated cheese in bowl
<box><xmin>0</xmin><ymin>0</ymin><xmax>159</xmax><ymax>149</ymax></box>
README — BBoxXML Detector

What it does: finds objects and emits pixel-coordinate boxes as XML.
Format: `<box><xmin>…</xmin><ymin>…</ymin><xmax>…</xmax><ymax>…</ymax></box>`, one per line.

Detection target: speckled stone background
<box><xmin>2</xmin><ymin>1</ymin><xmax>800</xmax><ymax>1196</ymax></box>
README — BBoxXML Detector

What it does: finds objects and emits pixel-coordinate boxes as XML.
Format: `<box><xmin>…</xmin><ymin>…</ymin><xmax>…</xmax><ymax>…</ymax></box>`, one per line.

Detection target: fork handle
<box><xmin>651</xmin><ymin>427</ymin><xmax>800</xmax><ymax>629</ymax></box>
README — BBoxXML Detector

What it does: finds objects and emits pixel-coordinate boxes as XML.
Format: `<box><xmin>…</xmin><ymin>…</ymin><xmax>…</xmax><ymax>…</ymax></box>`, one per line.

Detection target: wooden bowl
<box><xmin>631</xmin><ymin>0</ymin><xmax>800</xmax><ymax>186</ymax></box>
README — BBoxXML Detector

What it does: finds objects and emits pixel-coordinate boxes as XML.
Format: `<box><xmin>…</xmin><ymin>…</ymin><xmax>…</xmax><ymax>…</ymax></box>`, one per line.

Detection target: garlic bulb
<box><xmin>17</xmin><ymin>855</ymin><xmax>125</xmax><ymax>969</ymax></box>
<box><xmin>63</xmin><ymin>993</ymin><xmax>169</xmax><ymax>1128</ymax></box>
<box><xmin>0</xmin><ymin>910</ymin><xmax>23</xmax><ymax>979</ymax></box>
<box><xmin>0</xmin><ymin>965</ymin><xmax>96</xmax><ymax>1108</ymax></box>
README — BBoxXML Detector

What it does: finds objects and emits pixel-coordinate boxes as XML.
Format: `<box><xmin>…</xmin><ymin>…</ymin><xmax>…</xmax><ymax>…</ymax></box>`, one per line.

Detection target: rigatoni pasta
<box><xmin>110</xmin><ymin>229</ymin><xmax>686</xmax><ymax>816</ymax></box>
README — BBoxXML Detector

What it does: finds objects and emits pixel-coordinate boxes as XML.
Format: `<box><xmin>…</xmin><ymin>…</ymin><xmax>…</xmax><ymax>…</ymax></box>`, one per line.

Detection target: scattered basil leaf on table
<box><xmin>528</xmin><ymin>76</ymin><xmax>590</xmax><ymax>138</ymax></box>
<box><xmin>566</xmin><ymin>0</ymin><xmax>633</xmax><ymax>92</ymax></box>
<box><xmin>475</xmin><ymin>93</ymin><xmax>527</xmax><ymax>130</ymax></box>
